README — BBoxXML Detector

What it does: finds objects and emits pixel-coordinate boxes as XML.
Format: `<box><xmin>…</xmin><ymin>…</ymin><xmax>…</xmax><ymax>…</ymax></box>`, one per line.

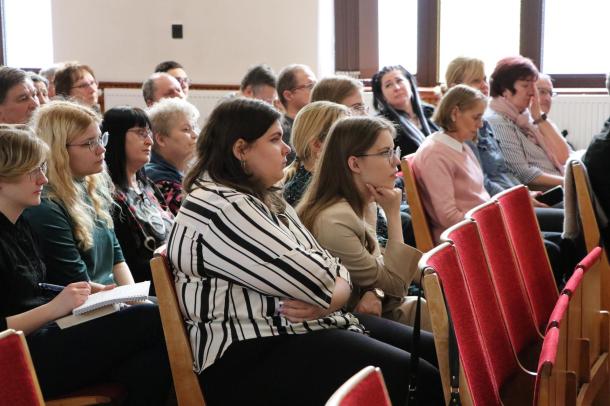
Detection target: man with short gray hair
<box><xmin>142</xmin><ymin>72</ymin><xmax>185</xmax><ymax>107</ymax></box>
<box><xmin>0</xmin><ymin>66</ymin><xmax>39</xmax><ymax>124</ymax></box>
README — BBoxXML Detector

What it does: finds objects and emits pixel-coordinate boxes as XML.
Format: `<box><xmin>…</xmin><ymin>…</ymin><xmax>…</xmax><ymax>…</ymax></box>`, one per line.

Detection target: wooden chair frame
<box><xmin>401</xmin><ymin>154</ymin><xmax>434</xmax><ymax>252</ymax></box>
<box><xmin>150</xmin><ymin>250</ymin><xmax>206</xmax><ymax>406</ymax></box>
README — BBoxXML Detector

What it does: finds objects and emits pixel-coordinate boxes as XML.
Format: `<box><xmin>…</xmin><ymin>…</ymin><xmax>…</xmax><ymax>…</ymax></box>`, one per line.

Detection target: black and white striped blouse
<box><xmin>167</xmin><ymin>175</ymin><xmax>361</xmax><ymax>372</ymax></box>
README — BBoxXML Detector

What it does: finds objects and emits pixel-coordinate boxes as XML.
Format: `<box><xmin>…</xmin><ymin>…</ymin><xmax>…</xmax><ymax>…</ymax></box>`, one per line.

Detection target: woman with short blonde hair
<box><xmin>24</xmin><ymin>100</ymin><xmax>134</xmax><ymax>288</ymax></box>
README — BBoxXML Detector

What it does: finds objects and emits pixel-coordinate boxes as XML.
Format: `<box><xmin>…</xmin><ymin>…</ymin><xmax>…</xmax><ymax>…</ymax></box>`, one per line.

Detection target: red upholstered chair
<box><xmin>533</xmin><ymin>326</ymin><xmax>561</xmax><ymax>406</ymax></box>
<box><xmin>420</xmin><ymin>242</ymin><xmax>501</xmax><ymax>405</ymax></box>
<box><xmin>0</xmin><ymin>329</ymin><xmax>44</xmax><ymax>406</ymax></box>
<box><xmin>325</xmin><ymin>366</ymin><xmax>391</xmax><ymax>406</ymax></box>
<box><xmin>0</xmin><ymin>329</ymin><xmax>122</xmax><ymax>406</ymax></box>
<box><xmin>441</xmin><ymin>220</ymin><xmax>536</xmax><ymax>404</ymax></box>
<box><xmin>495</xmin><ymin>186</ymin><xmax>559</xmax><ymax>332</ymax></box>
<box><xmin>466</xmin><ymin>201</ymin><xmax>543</xmax><ymax>355</ymax></box>
<box><xmin>151</xmin><ymin>246</ymin><xmax>206</xmax><ymax>406</ymax></box>
<box><xmin>400</xmin><ymin>155</ymin><xmax>435</xmax><ymax>252</ymax></box>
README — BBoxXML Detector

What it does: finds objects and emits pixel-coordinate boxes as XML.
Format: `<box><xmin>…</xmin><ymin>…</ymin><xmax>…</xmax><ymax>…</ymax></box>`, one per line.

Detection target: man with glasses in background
<box><xmin>155</xmin><ymin>60</ymin><xmax>191</xmax><ymax>97</ymax></box>
<box><xmin>277</xmin><ymin>64</ymin><xmax>317</xmax><ymax>163</ymax></box>
<box><xmin>536</xmin><ymin>73</ymin><xmax>573</xmax><ymax>147</ymax></box>
<box><xmin>142</xmin><ymin>73</ymin><xmax>185</xmax><ymax>107</ymax></box>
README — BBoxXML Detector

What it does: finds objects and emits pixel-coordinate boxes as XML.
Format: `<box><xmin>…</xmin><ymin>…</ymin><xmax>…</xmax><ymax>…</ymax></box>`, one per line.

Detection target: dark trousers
<box><xmin>199</xmin><ymin>313</ymin><xmax>443</xmax><ymax>406</ymax></box>
<box><xmin>27</xmin><ymin>303</ymin><xmax>171</xmax><ymax>406</ymax></box>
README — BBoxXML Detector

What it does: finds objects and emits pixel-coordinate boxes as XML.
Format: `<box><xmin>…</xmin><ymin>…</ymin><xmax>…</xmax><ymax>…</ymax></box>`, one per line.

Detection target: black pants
<box><xmin>27</xmin><ymin>303</ymin><xmax>171</xmax><ymax>406</ymax></box>
<box><xmin>199</xmin><ymin>313</ymin><xmax>443</xmax><ymax>406</ymax></box>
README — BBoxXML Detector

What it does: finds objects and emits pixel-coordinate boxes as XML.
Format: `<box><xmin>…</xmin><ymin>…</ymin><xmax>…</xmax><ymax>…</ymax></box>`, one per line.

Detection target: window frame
<box><xmin>335</xmin><ymin>0</ymin><xmax>606</xmax><ymax>88</ymax></box>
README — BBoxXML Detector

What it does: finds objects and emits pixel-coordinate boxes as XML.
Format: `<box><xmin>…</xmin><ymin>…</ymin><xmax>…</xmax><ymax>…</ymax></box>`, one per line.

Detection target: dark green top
<box><xmin>23</xmin><ymin>195</ymin><xmax>124</xmax><ymax>286</ymax></box>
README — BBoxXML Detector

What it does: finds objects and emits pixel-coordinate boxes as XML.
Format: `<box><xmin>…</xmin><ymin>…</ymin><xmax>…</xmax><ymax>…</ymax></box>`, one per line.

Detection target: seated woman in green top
<box><xmin>24</xmin><ymin>101</ymin><xmax>135</xmax><ymax>288</ymax></box>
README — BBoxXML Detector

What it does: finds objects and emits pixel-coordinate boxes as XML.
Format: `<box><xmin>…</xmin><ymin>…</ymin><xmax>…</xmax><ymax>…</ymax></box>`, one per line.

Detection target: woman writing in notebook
<box><xmin>0</xmin><ymin>125</ymin><xmax>170</xmax><ymax>404</ymax></box>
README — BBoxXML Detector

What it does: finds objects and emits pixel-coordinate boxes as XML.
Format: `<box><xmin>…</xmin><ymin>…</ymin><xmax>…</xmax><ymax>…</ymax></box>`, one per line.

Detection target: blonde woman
<box><xmin>24</xmin><ymin>101</ymin><xmax>134</xmax><ymax>289</ymax></box>
<box><xmin>311</xmin><ymin>75</ymin><xmax>367</xmax><ymax>115</ymax></box>
<box><xmin>0</xmin><ymin>125</ymin><xmax>170</xmax><ymax>404</ymax></box>
<box><xmin>283</xmin><ymin>101</ymin><xmax>349</xmax><ymax>205</ymax></box>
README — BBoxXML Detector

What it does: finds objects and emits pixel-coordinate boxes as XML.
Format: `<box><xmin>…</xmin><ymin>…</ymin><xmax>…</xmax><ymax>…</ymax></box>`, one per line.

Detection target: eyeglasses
<box><xmin>27</xmin><ymin>161</ymin><xmax>48</xmax><ymax>181</ymax></box>
<box><xmin>66</xmin><ymin>131</ymin><xmax>109</xmax><ymax>152</ymax></box>
<box><xmin>291</xmin><ymin>82</ymin><xmax>316</xmax><ymax>92</ymax></box>
<box><xmin>175</xmin><ymin>77</ymin><xmax>191</xmax><ymax>86</ymax></box>
<box><xmin>538</xmin><ymin>88</ymin><xmax>557</xmax><ymax>97</ymax></box>
<box><xmin>355</xmin><ymin>146</ymin><xmax>401</xmax><ymax>165</ymax></box>
<box><xmin>71</xmin><ymin>80</ymin><xmax>98</xmax><ymax>90</ymax></box>
<box><xmin>349</xmin><ymin>103</ymin><xmax>369</xmax><ymax>115</ymax></box>
<box><xmin>128</xmin><ymin>128</ymin><xmax>153</xmax><ymax>140</ymax></box>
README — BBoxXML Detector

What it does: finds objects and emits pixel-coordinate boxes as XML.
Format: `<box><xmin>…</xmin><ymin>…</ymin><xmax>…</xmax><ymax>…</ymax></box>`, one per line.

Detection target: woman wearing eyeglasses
<box><xmin>297</xmin><ymin>116</ymin><xmax>426</xmax><ymax>328</ymax></box>
<box><xmin>24</xmin><ymin>101</ymin><xmax>135</xmax><ymax>289</ymax></box>
<box><xmin>0</xmin><ymin>125</ymin><xmax>171</xmax><ymax>404</ymax></box>
<box><xmin>54</xmin><ymin>62</ymin><xmax>100</xmax><ymax>110</ymax></box>
<box><xmin>412</xmin><ymin>85</ymin><xmax>490</xmax><ymax>243</ymax></box>
<box><xmin>103</xmin><ymin>106</ymin><xmax>174</xmax><ymax>287</ymax></box>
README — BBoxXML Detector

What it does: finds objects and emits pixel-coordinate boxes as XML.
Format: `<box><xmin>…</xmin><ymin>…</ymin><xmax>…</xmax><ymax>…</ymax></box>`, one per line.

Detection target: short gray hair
<box><xmin>147</xmin><ymin>97</ymin><xmax>200</xmax><ymax>139</ymax></box>
<box><xmin>142</xmin><ymin>72</ymin><xmax>172</xmax><ymax>105</ymax></box>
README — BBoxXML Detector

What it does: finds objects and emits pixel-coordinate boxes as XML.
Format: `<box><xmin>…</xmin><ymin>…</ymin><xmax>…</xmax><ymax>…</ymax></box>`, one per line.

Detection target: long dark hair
<box><xmin>102</xmin><ymin>106</ymin><xmax>151</xmax><ymax>190</ymax></box>
<box><xmin>183</xmin><ymin>98</ymin><xmax>282</xmax><ymax>207</ymax></box>
<box><xmin>371</xmin><ymin>65</ymin><xmax>433</xmax><ymax>136</ymax></box>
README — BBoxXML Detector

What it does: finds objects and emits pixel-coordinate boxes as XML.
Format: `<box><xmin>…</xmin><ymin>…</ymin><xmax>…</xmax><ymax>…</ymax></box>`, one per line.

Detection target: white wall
<box><xmin>51</xmin><ymin>0</ymin><xmax>334</xmax><ymax>83</ymax></box>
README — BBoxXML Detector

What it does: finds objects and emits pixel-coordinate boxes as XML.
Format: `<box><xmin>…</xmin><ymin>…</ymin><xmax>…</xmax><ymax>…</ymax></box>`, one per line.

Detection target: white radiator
<box><xmin>549</xmin><ymin>95</ymin><xmax>610</xmax><ymax>149</ymax></box>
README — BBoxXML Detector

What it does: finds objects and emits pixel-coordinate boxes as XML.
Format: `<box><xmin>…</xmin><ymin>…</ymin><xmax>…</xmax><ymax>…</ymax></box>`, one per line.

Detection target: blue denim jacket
<box><xmin>466</xmin><ymin>120</ymin><xmax>520</xmax><ymax>196</ymax></box>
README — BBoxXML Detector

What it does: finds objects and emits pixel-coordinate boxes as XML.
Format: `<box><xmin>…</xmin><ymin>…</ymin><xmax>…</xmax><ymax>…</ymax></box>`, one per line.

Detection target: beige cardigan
<box><xmin>312</xmin><ymin>199</ymin><xmax>424</xmax><ymax>325</ymax></box>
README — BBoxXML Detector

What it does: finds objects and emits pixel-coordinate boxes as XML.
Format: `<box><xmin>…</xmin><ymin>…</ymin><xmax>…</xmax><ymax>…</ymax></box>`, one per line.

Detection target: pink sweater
<box><xmin>412</xmin><ymin>132</ymin><xmax>490</xmax><ymax>243</ymax></box>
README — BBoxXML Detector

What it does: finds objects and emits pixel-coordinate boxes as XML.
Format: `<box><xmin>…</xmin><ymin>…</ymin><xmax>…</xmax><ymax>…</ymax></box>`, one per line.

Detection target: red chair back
<box><xmin>421</xmin><ymin>242</ymin><xmax>501</xmax><ymax>405</ymax></box>
<box><xmin>442</xmin><ymin>220</ymin><xmax>520</xmax><ymax>391</ymax></box>
<box><xmin>0</xmin><ymin>329</ymin><xmax>44</xmax><ymax>406</ymax></box>
<box><xmin>325</xmin><ymin>366</ymin><xmax>391</xmax><ymax>406</ymax></box>
<box><xmin>495</xmin><ymin>186</ymin><xmax>558</xmax><ymax>331</ymax></box>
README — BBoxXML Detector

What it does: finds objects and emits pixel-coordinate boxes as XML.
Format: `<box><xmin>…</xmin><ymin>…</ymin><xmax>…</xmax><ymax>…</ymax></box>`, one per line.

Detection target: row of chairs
<box><xmin>418</xmin><ymin>174</ymin><xmax>610</xmax><ymax>404</ymax></box>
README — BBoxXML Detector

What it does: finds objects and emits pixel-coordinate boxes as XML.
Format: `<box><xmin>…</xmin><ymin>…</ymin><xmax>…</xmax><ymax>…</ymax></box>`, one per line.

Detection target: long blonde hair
<box><xmin>283</xmin><ymin>101</ymin><xmax>349</xmax><ymax>182</ymax></box>
<box><xmin>297</xmin><ymin>116</ymin><xmax>395</xmax><ymax>235</ymax></box>
<box><xmin>31</xmin><ymin>100</ymin><xmax>114</xmax><ymax>250</ymax></box>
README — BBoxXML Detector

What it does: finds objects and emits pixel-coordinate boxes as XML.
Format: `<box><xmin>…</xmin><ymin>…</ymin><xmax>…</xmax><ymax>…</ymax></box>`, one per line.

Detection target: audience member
<box><xmin>24</xmin><ymin>101</ymin><xmax>135</xmax><ymax>288</ymax></box>
<box><xmin>102</xmin><ymin>106</ymin><xmax>174</xmax><ymax>287</ymax></box>
<box><xmin>0</xmin><ymin>125</ymin><xmax>171</xmax><ymax>405</ymax></box>
<box><xmin>154</xmin><ymin>60</ymin><xmax>191</xmax><ymax>97</ymax></box>
<box><xmin>445</xmin><ymin>56</ymin><xmax>564</xmax><ymax>232</ymax></box>
<box><xmin>0</xmin><ymin>66</ymin><xmax>39</xmax><ymax>124</ymax></box>
<box><xmin>145</xmin><ymin>97</ymin><xmax>200</xmax><ymax>215</ymax></box>
<box><xmin>583</xmin><ymin>72</ymin><xmax>610</xmax><ymax>247</ymax></box>
<box><xmin>298</xmin><ymin>116</ymin><xmax>429</xmax><ymax>329</ymax></box>
<box><xmin>54</xmin><ymin>62</ymin><xmax>100</xmax><ymax>110</ymax></box>
<box><xmin>536</xmin><ymin>74</ymin><xmax>556</xmax><ymax>115</ymax></box>
<box><xmin>486</xmin><ymin>56</ymin><xmax>570</xmax><ymax>190</ymax></box>
<box><xmin>311</xmin><ymin>75</ymin><xmax>367</xmax><ymax>115</ymax></box>
<box><xmin>412</xmin><ymin>85</ymin><xmax>490</xmax><ymax>243</ymax></box>
<box><xmin>142</xmin><ymin>72</ymin><xmax>185</xmax><ymax>107</ymax></box>
<box><xmin>39</xmin><ymin>64</ymin><xmax>61</xmax><ymax>98</ymax></box>
<box><xmin>239</xmin><ymin>64</ymin><xmax>278</xmax><ymax>106</ymax></box>
<box><xmin>28</xmin><ymin>72</ymin><xmax>50</xmax><ymax>105</ymax></box>
<box><xmin>277</xmin><ymin>64</ymin><xmax>317</xmax><ymax>154</ymax></box>
<box><xmin>372</xmin><ymin>65</ymin><xmax>438</xmax><ymax>155</ymax></box>
<box><xmin>168</xmin><ymin>98</ymin><xmax>443</xmax><ymax>406</ymax></box>
<box><xmin>283</xmin><ymin>101</ymin><xmax>349</xmax><ymax>205</ymax></box>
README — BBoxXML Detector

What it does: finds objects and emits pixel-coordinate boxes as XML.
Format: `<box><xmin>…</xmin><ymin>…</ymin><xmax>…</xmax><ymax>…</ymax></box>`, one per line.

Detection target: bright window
<box><xmin>439</xmin><ymin>0</ymin><xmax>520</xmax><ymax>83</ymax></box>
<box><xmin>543</xmin><ymin>0</ymin><xmax>610</xmax><ymax>74</ymax></box>
<box><xmin>3</xmin><ymin>0</ymin><xmax>54</xmax><ymax>68</ymax></box>
<box><xmin>378</xmin><ymin>0</ymin><xmax>418</xmax><ymax>73</ymax></box>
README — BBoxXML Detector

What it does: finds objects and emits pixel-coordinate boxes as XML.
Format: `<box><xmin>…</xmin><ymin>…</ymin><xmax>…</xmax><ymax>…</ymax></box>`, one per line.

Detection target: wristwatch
<box><xmin>365</xmin><ymin>287</ymin><xmax>385</xmax><ymax>302</ymax></box>
<box><xmin>533</xmin><ymin>113</ymin><xmax>547</xmax><ymax>125</ymax></box>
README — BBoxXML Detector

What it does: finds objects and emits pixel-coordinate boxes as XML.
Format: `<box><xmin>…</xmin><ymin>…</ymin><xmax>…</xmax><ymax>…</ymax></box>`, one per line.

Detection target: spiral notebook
<box><xmin>72</xmin><ymin>281</ymin><xmax>151</xmax><ymax>315</ymax></box>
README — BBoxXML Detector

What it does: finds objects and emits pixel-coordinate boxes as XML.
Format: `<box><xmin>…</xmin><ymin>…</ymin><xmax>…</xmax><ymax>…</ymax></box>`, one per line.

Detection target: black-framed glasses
<box><xmin>66</xmin><ymin>131</ymin><xmax>109</xmax><ymax>152</ymax></box>
<box><xmin>128</xmin><ymin>128</ymin><xmax>153</xmax><ymax>140</ymax></box>
<box><xmin>291</xmin><ymin>82</ymin><xmax>316</xmax><ymax>92</ymax></box>
<box><xmin>355</xmin><ymin>146</ymin><xmax>401</xmax><ymax>165</ymax></box>
<box><xmin>27</xmin><ymin>161</ymin><xmax>48</xmax><ymax>181</ymax></box>
<box><xmin>175</xmin><ymin>77</ymin><xmax>191</xmax><ymax>86</ymax></box>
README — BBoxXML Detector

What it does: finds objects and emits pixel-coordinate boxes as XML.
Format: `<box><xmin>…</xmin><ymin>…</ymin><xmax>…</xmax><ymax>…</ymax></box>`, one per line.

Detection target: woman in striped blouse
<box><xmin>167</xmin><ymin>98</ymin><xmax>443</xmax><ymax>405</ymax></box>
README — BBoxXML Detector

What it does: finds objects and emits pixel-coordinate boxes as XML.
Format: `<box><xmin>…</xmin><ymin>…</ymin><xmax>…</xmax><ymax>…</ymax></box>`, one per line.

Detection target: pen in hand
<box><xmin>38</xmin><ymin>282</ymin><xmax>65</xmax><ymax>292</ymax></box>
